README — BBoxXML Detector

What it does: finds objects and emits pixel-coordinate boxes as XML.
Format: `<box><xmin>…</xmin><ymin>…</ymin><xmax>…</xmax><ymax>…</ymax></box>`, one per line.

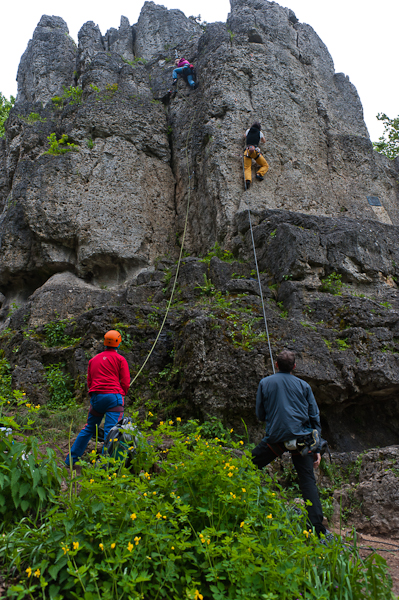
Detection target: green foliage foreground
<box><xmin>0</xmin><ymin>416</ymin><xmax>392</xmax><ymax>600</ymax></box>
<box><xmin>373</xmin><ymin>113</ymin><xmax>399</xmax><ymax>160</ymax></box>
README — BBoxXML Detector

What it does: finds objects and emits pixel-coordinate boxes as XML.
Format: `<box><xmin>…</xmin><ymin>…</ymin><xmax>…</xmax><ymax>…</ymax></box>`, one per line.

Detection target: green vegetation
<box><xmin>44</xmin><ymin>363</ymin><xmax>75</xmax><ymax>408</ymax></box>
<box><xmin>195</xmin><ymin>274</ymin><xmax>216</xmax><ymax>296</ymax></box>
<box><xmin>52</xmin><ymin>86</ymin><xmax>83</xmax><ymax>109</ymax></box>
<box><xmin>336</xmin><ymin>338</ymin><xmax>350</xmax><ymax>351</ymax></box>
<box><xmin>0</xmin><ymin>415</ymin><xmax>391</xmax><ymax>599</ymax></box>
<box><xmin>199</xmin><ymin>242</ymin><xmax>234</xmax><ymax>264</ymax></box>
<box><xmin>320</xmin><ymin>272</ymin><xmax>343</xmax><ymax>295</ymax></box>
<box><xmin>373</xmin><ymin>113</ymin><xmax>399</xmax><ymax>160</ymax></box>
<box><xmin>44</xmin><ymin>319</ymin><xmax>80</xmax><ymax>347</ymax></box>
<box><xmin>0</xmin><ymin>92</ymin><xmax>15</xmax><ymax>137</ymax></box>
<box><xmin>86</xmin><ymin>138</ymin><xmax>94</xmax><ymax>150</ymax></box>
<box><xmin>43</xmin><ymin>133</ymin><xmax>79</xmax><ymax>156</ymax></box>
<box><xmin>18</xmin><ymin>112</ymin><xmax>47</xmax><ymax>124</ymax></box>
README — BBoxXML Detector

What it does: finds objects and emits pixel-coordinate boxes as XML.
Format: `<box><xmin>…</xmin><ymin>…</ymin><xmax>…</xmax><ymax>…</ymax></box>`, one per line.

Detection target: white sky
<box><xmin>1</xmin><ymin>0</ymin><xmax>397</xmax><ymax>141</ymax></box>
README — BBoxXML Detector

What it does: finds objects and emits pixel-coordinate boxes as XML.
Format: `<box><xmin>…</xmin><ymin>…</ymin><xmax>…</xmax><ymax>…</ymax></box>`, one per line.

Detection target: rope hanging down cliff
<box><xmin>129</xmin><ymin>116</ymin><xmax>195</xmax><ymax>388</ymax></box>
<box><xmin>242</xmin><ymin>155</ymin><xmax>275</xmax><ymax>374</ymax></box>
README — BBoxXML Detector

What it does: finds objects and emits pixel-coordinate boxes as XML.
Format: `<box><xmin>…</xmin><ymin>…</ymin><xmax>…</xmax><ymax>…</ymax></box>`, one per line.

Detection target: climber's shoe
<box><xmin>245</xmin><ymin>180</ymin><xmax>251</xmax><ymax>190</ymax></box>
<box><xmin>172</xmin><ymin>79</ymin><xmax>177</xmax><ymax>86</ymax></box>
<box><xmin>256</xmin><ymin>173</ymin><xmax>264</xmax><ymax>181</ymax></box>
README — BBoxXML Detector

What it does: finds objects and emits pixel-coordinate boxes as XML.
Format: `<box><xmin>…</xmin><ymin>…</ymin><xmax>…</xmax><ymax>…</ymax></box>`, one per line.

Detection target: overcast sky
<box><xmin>1</xmin><ymin>0</ymin><xmax>397</xmax><ymax>141</ymax></box>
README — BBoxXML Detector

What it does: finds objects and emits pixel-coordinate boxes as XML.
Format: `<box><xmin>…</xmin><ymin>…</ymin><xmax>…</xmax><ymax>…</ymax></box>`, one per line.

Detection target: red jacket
<box><xmin>87</xmin><ymin>349</ymin><xmax>130</xmax><ymax>396</ymax></box>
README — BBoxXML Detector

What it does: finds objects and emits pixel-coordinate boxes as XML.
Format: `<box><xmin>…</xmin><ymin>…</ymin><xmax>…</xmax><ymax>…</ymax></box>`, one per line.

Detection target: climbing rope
<box><xmin>129</xmin><ymin>116</ymin><xmax>195</xmax><ymax>387</ymax></box>
<box><xmin>242</xmin><ymin>154</ymin><xmax>275</xmax><ymax>374</ymax></box>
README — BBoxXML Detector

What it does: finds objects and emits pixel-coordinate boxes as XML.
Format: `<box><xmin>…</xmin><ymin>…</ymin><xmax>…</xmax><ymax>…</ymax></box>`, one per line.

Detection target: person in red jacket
<box><xmin>65</xmin><ymin>330</ymin><xmax>130</xmax><ymax>466</ymax></box>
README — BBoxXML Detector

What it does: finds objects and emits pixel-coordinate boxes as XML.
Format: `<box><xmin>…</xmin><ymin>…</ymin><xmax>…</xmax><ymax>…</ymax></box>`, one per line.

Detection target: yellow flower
<box><xmin>227</xmin><ymin>472</ymin><xmax>233</xmax><ymax>477</ymax></box>
<box><xmin>35</xmin><ymin>405</ymin><xmax>40</xmax><ymax>409</ymax></box>
<box><xmin>89</xmin><ymin>479</ymin><xmax>94</xmax><ymax>484</ymax></box>
<box><xmin>26</xmin><ymin>567</ymin><xmax>32</xmax><ymax>577</ymax></box>
<box><xmin>108</xmin><ymin>476</ymin><xmax>112</xmax><ymax>480</ymax></box>
<box><xmin>122</xmin><ymin>474</ymin><xmax>126</xmax><ymax>478</ymax></box>
<box><xmin>7</xmin><ymin>401</ymin><xmax>10</xmax><ymax>404</ymax></box>
<box><xmin>130</xmin><ymin>513</ymin><xmax>137</xmax><ymax>520</ymax></box>
<box><xmin>148</xmin><ymin>411</ymin><xmax>153</xmax><ymax>417</ymax></box>
<box><xmin>194</xmin><ymin>590</ymin><xmax>203</xmax><ymax>600</ymax></box>
<box><xmin>160</xmin><ymin>421</ymin><xmax>164</xmax><ymax>425</ymax></box>
<box><xmin>144</xmin><ymin>493</ymin><xmax>147</xmax><ymax>496</ymax></box>
<box><xmin>176</xmin><ymin>417</ymin><xmax>181</xmax><ymax>422</ymax></box>
<box><xmin>127</xmin><ymin>542</ymin><xmax>134</xmax><ymax>552</ymax></box>
<box><xmin>303</xmin><ymin>530</ymin><xmax>309</xmax><ymax>538</ymax></box>
<box><xmin>168</xmin><ymin>420</ymin><xmax>173</xmax><ymax>425</ymax></box>
<box><xmin>266</xmin><ymin>514</ymin><xmax>272</xmax><ymax>519</ymax></box>
<box><xmin>153</xmin><ymin>491</ymin><xmax>156</xmax><ymax>495</ymax></box>
<box><xmin>171</xmin><ymin>546</ymin><xmax>174</xmax><ymax>550</ymax></box>
<box><xmin>240</xmin><ymin>521</ymin><xmax>245</xmax><ymax>528</ymax></box>
<box><xmin>92</xmin><ymin>459</ymin><xmax>96</xmax><ymax>464</ymax></box>
<box><xmin>242</xmin><ymin>488</ymin><xmax>246</xmax><ymax>493</ymax></box>
<box><xmin>99</xmin><ymin>543</ymin><xmax>104</xmax><ymax>551</ymax></box>
<box><xmin>62</xmin><ymin>546</ymin><xmax>69</xmax><ymax>555</ymax></box>
<box><xmin>230</xmin><ymin>428</ymin><xmax>233</xmax><ymax>433</ymax></box>
<box><xmin>111</xmin><ymin>543</ymin><xmax>116</xmax><ymax>549</ymax></box>
<box><xmin>134</xmin><ymin>536</ymin><xmax>141</xmax><ymax>545</ymax></box>
<box><xmin>34</xmin><ymin>569</ymin><xmax>40</xmax><ymax>578</ymax></box>
<box><xmin>200</xmin><ymin>537</ymin><xmax>205</xmax><ymax>543</ymax></box>
<box><xmin>73</xmin><ymin>541</ymin><xmax>79</xmax><ymax>550</ymax></box>
<box><xmin>156</xmin><ymin>512</ymin><xmax>162</xmax><ymax>519</ymax></box>
<box><xmin>163</xmin><ymin>515</ymin><xmax>167</xmax><ymax>519</ymax></box>
<box><xmin>91</xmin><ymin>450</ymin><xmax>96</xmax><ymax>454</ymax></box>
<box><xmin>239</xmin><ymin>440</ymin><xmax>244</xmax><ymax>445</ymax></box>
<box><xmin>26</xmin><ymin>403</ymin><xmax>31</xmax><ymax>408</ymax></box>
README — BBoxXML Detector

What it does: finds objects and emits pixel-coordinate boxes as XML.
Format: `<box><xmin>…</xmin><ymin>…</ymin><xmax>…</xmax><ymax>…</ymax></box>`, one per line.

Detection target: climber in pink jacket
<box><xmin>172</xmin><ymin>57</ymin><xmax>197</xmax><ymax>89</ymax></box>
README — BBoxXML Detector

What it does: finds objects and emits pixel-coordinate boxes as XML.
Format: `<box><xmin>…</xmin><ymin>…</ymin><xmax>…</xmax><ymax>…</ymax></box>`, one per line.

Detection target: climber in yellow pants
<box><xmin>243</xmin><ymin>122</ymin><xmax>269</xmax><ymax>190</ymax></box>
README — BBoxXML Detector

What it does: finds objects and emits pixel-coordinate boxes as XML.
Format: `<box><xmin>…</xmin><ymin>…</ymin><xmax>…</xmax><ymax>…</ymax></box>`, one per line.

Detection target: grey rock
<box><xmin>126</xmin><ymin>281</ymin><xmax>163</xmax><ymax>304</ymax></box>
<box><xmin>17</xmin><ymin>15</ymin><xmax>77</xmax><ymax>105</ymax></box>
<box><xmin>134</xmin><ymin>1</ymin><xmax>202</xmax><ymax>61</ymax></box>
<box><xmin>28</xmin><ymin>272</ymin><xmax>124</xmax><ymax>326</ymax></box>
<box><xmin>77</xmin><ymin>21</ymin><xmax>104</xmax><ymax>75</ymax></box>
<box><xmin>332</xmin><ymin>446</ymin><xmax>399</xmax><ymax>538</ymax></box>
<box><xmin>104</xmin><ymin>16</ymin><xmax>134</xmax><ymax>62</ymax></box>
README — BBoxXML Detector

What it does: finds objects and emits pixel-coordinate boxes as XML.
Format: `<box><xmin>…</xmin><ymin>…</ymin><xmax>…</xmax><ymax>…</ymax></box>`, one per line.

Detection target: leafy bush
<box><xmin>19</xmin><ymin>112</ymin><xmax>47</xmax><ymax>124</ymax></box>
<box><xmin>320</xmin><ymin>272</ymin><xmax>343</xmax><ymax>295</ymax></box>
<box><xmin>52</xmin><ymin>86</ymin><xmax>83</xmax><ymax>109</ymax></box>
<box><xmin>0</xmin><ymin>421</ymin><xmax>392</xmax><ymax>599</ymax></box>
<box><xmin>200</xmin><ymin>242</ymin><xmax>234</xmax><ymax>264</ymax></box>
<box><xmin>44</xmin><ymin>319</ymin><xmax>80</xmax><ymax>347</ymax></box>
<box><xmin>0</xmin><ymin>92</ymin><xmax>15</xmax><ymax>137</ymax></box>
<box><xmin>0</xmin><ymin>435</ymin><xmax>62</xmax><ymax>525</ymax></box>
<box><xmin>44</xmin><ymin>363</ymin><xmax>75</xmax><ymax>408</ymax></box>
<box><xmin>43</xmin><ymin>133</ymin><xmax>79</xmax><ymax>156</ymax></box>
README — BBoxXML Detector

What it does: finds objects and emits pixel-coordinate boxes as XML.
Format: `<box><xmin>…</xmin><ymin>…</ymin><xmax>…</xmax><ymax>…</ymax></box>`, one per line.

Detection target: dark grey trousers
<box><xmin>252</xmin><ymin>438</ymin><xmax>326</xmax><ymax>535</ymax></box>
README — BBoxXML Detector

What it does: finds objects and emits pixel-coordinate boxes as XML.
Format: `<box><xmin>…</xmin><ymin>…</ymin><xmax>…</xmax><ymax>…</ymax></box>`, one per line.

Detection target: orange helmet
<box><xmin>104</xmin><ymin>330</ymin><xmax>122</xmax><ymax>347</ymax></box>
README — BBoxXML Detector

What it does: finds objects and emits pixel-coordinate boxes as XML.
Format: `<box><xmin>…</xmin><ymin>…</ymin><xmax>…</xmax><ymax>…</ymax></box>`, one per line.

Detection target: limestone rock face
<box><xmin>133</xmin><ymin>1</ymin><xmax>202</xmax><ymax>61</ymax></box>
<box><xmin>1</xmin><ymin>2</ymin><xmax>399</xmax><ymax>493</ymax></box>
<box><xmin>332</xmin><ymin>446</ymin><xmax>399</xmax><ymax>539</ymax></box>
<box><xmin>17</xmin><ymin>15</ymin><xmax>77</xmax><ymax>105</ymax></box>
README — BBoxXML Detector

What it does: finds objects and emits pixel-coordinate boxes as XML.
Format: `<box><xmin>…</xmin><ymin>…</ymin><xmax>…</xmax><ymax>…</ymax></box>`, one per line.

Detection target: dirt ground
<box><xmin>337</xmin><ymin>529</ymin><xmax>399</xmax><ymax>598</ymax></box>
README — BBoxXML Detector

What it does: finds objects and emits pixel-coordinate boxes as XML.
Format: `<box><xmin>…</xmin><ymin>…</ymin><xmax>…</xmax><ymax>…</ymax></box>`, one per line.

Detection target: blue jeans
<box><xmin>172</xmin><ymin>66</ymin><xmax>195</xmax><ymax>88</ymax></box>
<box><xmin>65</xmin><ymin>393</ymin><xmax>124</xmax><ymax>466</ymax></box>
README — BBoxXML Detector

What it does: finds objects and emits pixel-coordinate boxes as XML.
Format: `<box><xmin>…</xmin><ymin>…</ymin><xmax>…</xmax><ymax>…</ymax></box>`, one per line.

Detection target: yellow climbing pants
<box><xmin>244</xmin><ymin>147</ymin><xmax>269</xmax><ymax>181</ymax></box>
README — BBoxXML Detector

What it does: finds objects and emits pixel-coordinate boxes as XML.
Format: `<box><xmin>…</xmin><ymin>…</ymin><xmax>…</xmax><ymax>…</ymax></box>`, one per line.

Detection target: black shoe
<box><xmin>193</xmin><ymin>82</ymin><xmax>199</xmax><ymax>90</ymax></box>
<box><xmin>245</xmin><ymin>180</ymin><xmax>251</xmax><ymax>190</ymax></box>
<box><xmin>172</xmin><ymin>79</ymin><xmax>177</xmax><ymax>86</ymax></box>
<box><xmin>256</xmin><ymin>174</ymin><xmax>264</xmax><ymax>181</ymax></box>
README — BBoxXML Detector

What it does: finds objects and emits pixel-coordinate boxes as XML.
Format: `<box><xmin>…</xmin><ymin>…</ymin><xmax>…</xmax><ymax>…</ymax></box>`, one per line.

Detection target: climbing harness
<box><xmin>242</xmin><ymin>153</ymin><xmax>275</xmax><ymax>374</ymax></box>
<box><xmin>129</xmin><ymin>115</ymin><xmax>195</xmax><ymax>387</ymax></box>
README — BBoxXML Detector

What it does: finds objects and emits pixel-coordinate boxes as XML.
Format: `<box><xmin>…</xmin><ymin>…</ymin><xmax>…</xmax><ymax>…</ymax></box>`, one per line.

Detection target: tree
<box><xmin>0</xmin><ymin>92</ymin><xmax>15</xmax><ymax>137</ymax></box>
<box><xmin>373</xmin><ymin>113</ymin><xmax>399</xmax><ymax>160</ymax></box>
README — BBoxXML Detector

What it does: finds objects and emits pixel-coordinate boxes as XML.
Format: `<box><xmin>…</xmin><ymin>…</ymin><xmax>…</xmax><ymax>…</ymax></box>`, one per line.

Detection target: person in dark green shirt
<box><xmin>252</xmin><ymin>349</ymin><xmax>328</xmax><ymax>536</ymax></box>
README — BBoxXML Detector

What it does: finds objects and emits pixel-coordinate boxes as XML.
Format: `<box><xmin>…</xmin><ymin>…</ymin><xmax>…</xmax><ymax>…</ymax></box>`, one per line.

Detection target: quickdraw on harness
<box><xmin>245</xmin><ymin>145</ymin><xmax>261</xmax><ymax>159</ymax></box>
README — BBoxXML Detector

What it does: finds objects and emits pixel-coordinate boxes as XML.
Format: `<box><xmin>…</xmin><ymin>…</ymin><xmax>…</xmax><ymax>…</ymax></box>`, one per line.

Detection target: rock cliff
<box><xmin>0</xmin><ymin>0</ymin><xmax>399</xmax><ymax>464</ymax></box>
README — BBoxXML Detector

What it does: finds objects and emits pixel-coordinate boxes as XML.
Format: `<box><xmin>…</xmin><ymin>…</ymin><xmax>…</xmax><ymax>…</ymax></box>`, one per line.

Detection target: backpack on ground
<box><xmin>103</xmin><ymin>418</ymin><xmax>142</xmax><ymax>467</ymax></box>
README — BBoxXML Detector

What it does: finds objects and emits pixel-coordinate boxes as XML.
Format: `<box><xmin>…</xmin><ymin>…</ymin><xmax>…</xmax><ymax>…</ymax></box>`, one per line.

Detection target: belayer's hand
<box><xmin>313</xmin><ymin>453</ymin><xmax>321</xmax><ymax>469</ymax></box>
